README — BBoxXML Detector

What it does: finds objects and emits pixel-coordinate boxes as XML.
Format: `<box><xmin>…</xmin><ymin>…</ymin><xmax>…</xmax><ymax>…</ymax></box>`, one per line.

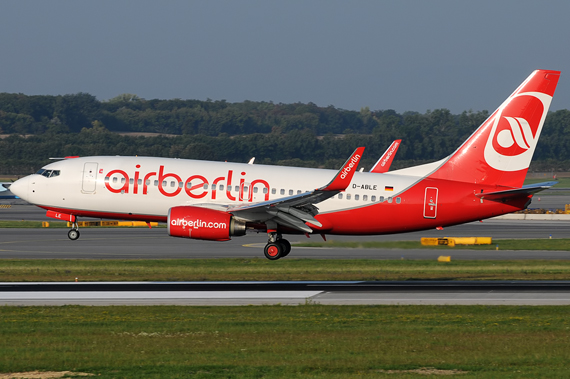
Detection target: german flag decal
<box><xmin>385</xmin><ymin>186</ymin><xmax>394</xmax><ymax>191</ymax></box>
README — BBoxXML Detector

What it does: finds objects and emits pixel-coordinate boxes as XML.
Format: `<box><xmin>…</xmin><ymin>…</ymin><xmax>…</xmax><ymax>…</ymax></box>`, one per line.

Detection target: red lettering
<box><xmin>143</xmin><ymin>171</ymin><xmax>156</xmax><ymax>195</ymax></box>
<box><xmin>104</xmin><ymin>166</ymin><xmax>271</xmax><ymax>202</ymax></box>
<box><xmin>184</xmin><ymin>175</ymin><xmax>208</xmax><ymax>199</ymax></box>
<box><xmin>105</xmin><ymin>169</ymin><xmax>129</xmax><ymax>194</ymax></box>
<box><xmin>158</xmin><ymin>165</ymin><xmax>182</xmax><ymax>197</ymax></box>
<box><xmin>226</xmin><ymin>170</ymin><xmax>236</xmax><ymax>201</ymax></box>
<box><xmin>212</xmin><ymin>176</ymin><xmax>225</xmax><ymax>200</ymax></box>
<box><xmin>250</xmin><ymin>179</ymin><xmax>270</xmax><ymax>201</ymax></box>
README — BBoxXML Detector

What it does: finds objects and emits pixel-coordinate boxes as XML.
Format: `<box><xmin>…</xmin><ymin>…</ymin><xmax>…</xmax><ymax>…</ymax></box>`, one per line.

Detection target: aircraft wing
<box><xmin>226</xmin><ymin>147</ymin><xmax>365</xmax><ymax>233</ymax></box>
<box><xmin>475</xmin><ymin>181</ymin><xmax>557</xmax><ymax>202</ymax></box>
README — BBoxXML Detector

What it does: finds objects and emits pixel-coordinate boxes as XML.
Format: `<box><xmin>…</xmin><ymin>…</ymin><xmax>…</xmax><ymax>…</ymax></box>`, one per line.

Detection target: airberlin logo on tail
<box><xmin>340</xmin><ymin>154</ymin><xmax>360</xmax><ymax>179</ymax></box>
<box><xmin>484</xmin><ymin>92</ymin><xmax>552</xmax><ymax>172</ymax></box>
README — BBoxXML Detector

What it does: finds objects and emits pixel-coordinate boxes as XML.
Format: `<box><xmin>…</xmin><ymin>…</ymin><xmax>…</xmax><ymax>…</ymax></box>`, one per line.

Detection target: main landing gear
<box><xmin>264</xmin><ymin>232</ymin><xmax>291</xmax><ymax>260</ymax></box>
<box><xmin>68</xmin><ymin>222</ymin><xmax>80</xmax><ymax>240</ymax></box>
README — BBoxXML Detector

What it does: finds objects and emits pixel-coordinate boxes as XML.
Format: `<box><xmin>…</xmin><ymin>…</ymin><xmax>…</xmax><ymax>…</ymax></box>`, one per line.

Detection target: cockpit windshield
<box><xmin>35</xmin><ymin>169</ymin><xmax>61</xmax><ymax>178</ymax></box>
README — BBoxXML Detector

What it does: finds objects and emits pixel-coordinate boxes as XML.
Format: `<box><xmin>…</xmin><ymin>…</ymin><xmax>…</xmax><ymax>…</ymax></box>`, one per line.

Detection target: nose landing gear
<box><xmin>68</xmin><ymin>222</ymin><xmax>80</xmax><ymax>240</ymax></box>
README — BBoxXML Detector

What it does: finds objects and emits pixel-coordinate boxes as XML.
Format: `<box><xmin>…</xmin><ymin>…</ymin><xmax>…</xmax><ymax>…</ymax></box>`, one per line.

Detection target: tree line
<box><xmin>0</xmin><ymin>92</ymin><xmax>569</xmax><ymax>174</ymax></box>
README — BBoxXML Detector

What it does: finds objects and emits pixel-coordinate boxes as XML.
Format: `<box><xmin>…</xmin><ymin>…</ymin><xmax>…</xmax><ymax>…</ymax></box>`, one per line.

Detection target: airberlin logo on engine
<box><xmin>103</xmin><ymin>165</ymin><xmax>270</xmax><ymax>202</ymax></box>
<box><xmin>170</xmin><ymin>218</ymin><xmax>227</xmax><ymax>229</ymax></box>
<box><xmin>484</xmin><ymin>91</ymin><xmax>552</xmax><ymax>172</ymax></box>
<box><xmin>340</xmin><ymin>154</ymin><xmax>360</xmax><ymax>179</ymax></box>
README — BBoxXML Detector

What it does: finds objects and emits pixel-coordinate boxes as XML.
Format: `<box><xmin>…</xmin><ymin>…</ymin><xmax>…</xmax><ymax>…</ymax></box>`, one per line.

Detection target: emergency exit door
<box><xmin>82</xmin><ymin>162</ymin><xmax>98</xmax><ymax>193</ymax></box>
<box><xmin>423</xmin><ymin>187</ymin><xmax>438</xmax><ymax>218</ymax></box>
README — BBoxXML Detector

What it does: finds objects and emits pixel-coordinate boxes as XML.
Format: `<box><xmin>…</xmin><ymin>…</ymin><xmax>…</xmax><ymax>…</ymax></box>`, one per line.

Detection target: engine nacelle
<box><xmin>167</xmin><ymin>206</ymin><xmax>246</xmax><ymax>241</ymax></box>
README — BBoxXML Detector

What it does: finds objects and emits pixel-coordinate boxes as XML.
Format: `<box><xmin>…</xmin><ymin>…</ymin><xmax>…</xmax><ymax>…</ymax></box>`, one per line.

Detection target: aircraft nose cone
<box><xmin>9</xmin><ymin>176</ymin><xmax>29</xmax><ymax>200</ymax></box>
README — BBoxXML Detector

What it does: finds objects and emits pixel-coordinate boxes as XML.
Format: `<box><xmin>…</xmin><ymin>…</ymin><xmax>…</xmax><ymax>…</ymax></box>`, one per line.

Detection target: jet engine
<box><xmin>167</xmin><ymin>206</ymin><xmax>246</xmax><ymax>241</ymax></box>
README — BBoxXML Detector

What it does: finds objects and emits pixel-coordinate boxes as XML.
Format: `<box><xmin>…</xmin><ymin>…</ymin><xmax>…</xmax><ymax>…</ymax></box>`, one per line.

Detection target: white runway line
<box><xmin>0</xmin><ymin>291</ymin><xmax>323</xmax><ymax>300</ymax></box>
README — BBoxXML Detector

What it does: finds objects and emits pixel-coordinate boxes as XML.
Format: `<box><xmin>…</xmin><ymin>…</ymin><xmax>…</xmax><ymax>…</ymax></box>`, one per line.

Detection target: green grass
<box><xmin>295</xmin><ymin>238</ymin><xmax>570</xmax><ymax>251</ymax></box>
<box><xmin>2</xmin><ymin>258</ymin><xmax>570</xmax><ymax>281</ymax></box>
<box><xmin>1</xmin><ymin>305</ymin><xmax>570</xmax><ymax>378</ymax></box>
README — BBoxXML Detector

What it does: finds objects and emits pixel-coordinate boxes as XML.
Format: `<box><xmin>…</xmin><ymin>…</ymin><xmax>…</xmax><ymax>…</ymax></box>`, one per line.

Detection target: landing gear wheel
<box><xmin>264</xmin><ymin>242</ymin><xmax>283</xmax><ymax>260</ymax></box>
<box><xmin>68</xmin><ymin>229</ymin><xmax>80</xmax><ymax>241</ymax></box>
<box><xmin>279</xmin><ymin>239</ymin><xmax>291</xmax><ymax>257</ymax></box>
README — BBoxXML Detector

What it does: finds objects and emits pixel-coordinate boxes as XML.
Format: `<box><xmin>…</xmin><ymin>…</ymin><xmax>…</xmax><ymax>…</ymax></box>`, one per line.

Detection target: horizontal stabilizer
<box><xmin>475</xmin><ymin>181</ymin><xmax>557</xmax><ymax>201</ymax></box>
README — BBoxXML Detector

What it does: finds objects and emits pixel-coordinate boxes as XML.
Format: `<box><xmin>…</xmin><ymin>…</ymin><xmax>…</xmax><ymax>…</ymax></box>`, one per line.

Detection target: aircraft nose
<box><xmin>9</xmin><ymin>176</ymin><xmax>30</xmax><ymax>200</ymax></box>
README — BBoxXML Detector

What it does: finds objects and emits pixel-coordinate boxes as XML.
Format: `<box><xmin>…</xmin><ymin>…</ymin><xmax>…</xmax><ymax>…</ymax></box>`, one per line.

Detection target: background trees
<box><xmin>0</xmin><ymin>92</ymin><xmax>568</xmax><ymax>174</ymax></box>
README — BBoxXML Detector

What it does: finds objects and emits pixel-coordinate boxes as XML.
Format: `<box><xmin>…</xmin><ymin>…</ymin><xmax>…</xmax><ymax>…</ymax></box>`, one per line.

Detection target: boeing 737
<box><xmin>9</xmin><ymin>70</ymin><xmax>561</xmax><ymax>259</ymax></box>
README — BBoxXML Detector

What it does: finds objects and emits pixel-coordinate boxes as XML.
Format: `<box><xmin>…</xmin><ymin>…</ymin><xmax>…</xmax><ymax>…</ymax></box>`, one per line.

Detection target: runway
<box><xmin>2</xmin><ymin>281</ymin><xmax>570</xmax><ymax>306</ymax></box>
<box><xmin>0</xmin><ymin>217</ymin><xmax>569</xmax><ymax>259</ymax></box>
<box><xmin>2</xmin><ymin>204</ymin><xmax>570</xmax><ymax>306</ymax></box>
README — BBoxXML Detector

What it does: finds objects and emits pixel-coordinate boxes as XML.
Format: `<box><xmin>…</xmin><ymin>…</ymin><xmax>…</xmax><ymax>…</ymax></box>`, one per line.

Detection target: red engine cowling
<box><xmin>167</xmin><ymin>206</ymin><xmax>246</xmax><ymax>241</ymax></box>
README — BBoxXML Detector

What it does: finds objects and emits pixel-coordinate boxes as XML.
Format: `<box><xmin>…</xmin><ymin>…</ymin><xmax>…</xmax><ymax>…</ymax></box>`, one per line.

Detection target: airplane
<box><xmin>9</xmin><ymin>69</ymin><xmax>561</xmax><ymax>260</ymax></box>
<box><xmin>370</xmin><ymin>139</ymin><xmax>401</xmax><ymax>173</ymax></box>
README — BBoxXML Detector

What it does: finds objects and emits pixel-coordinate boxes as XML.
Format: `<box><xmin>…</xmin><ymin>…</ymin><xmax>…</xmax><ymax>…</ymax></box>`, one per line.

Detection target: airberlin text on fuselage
<box><xmin>103</xmin><ymin>165</ymin><xmax>270</xmax><ymax>202</ymax></box>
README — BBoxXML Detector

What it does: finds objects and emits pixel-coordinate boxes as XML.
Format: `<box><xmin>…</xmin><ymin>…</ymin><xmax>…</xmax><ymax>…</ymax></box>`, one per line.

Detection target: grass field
<box><xmin>1</xmin><ymin>305</ymin><xmax>569</xmax><ymax>378</ymax></box>
<box><xmin>2</xmin><ymin>258</ymin><xmax>570</xmax><ymax>281</ymax></box>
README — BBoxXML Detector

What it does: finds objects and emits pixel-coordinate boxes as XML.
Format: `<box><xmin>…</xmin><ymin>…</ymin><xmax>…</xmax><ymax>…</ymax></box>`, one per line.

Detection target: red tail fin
<box><xmin>430</xmin><ymin>70</ymin><xmax>560</xmax><ymax>188</ymax></box>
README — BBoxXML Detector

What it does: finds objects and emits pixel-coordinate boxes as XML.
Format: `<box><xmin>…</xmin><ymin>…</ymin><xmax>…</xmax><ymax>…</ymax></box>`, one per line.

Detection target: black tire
<box><xmin>264</xmin><ymin>242</ymin><xmax>283</xmax><ymax>260</ymax></box>
<box><xmin>68</xmin><ymin>229</ymin><xmax>80</xmax><ymax>241</ymax></box>
<box><xmin>279</xmin><ymin>239</ymin><xmax>292</xmax><ymax>257</ymax></box>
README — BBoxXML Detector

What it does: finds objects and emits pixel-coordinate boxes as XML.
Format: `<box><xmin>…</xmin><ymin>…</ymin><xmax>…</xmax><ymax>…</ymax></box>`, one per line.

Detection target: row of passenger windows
<box><xmin>104</xmin><ymin>176</ymin><xmax>401</xmax><ymax>203</ymax></box>
<box><xmin>35</xmin><ymin>169</ymin><xmax>61</xmax><ymax>178</ymax></box>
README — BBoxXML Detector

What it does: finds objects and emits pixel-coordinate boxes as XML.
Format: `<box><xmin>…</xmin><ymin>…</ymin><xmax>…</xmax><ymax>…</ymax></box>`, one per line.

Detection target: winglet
<box><xmin>370</xmin><ymin>139</ymin><xmax>401</xmax><ymax>173</ymax></box>
<box><xmin>320</xmin><ymin>147</ymin><xmax>365</xmax><ymax>191</ymax></box>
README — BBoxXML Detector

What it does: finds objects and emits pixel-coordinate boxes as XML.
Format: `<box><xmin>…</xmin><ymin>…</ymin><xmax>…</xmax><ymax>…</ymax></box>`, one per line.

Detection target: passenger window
<box><xmin>235</xmin><ymin>186</ymin><xmax>239</xmax><ymax>192</ymax></box>
<box><xmin>388</xmin><ymin>197</ymin><xmax>393</xmax><ymax>203</ymax></box>
<box><xmin>105</xmin><ymin>176</ymin><xmax>110</xmax><ymax>183</ymax></box>
<box><xmin>338</xmin><ymin>193</ymin><xmax>343</xmax><ymax>199</ymax></box>
<box><xmin>243</xmin><ymin>186</ymin><xmax>248</xmax><ymax>193</ymax></box>
<box><xmin>138</xmin><ymin>179</ymin><xmax>143</xmax><ymax>185</ymax></box>
<box><xmin>170</xmin><ymin>181</ymin><xmax>175</xmax><ymax>188</ymax></box>
<box><xmin>346</xmin><ymin>194</ymin><xmax>351</xmax><ymax>200</ymax></box>
<box><xmin>154</xmin><ymin>180</ymin><xmax>158</xmax><ymax>186</ymax></box>
<box><xmin>162</xmin><ymin>181</ymin><xmax>166</xmax><ymax>187</ymax></box>
<box><xmin>280</xmin><ymin>189</ymin><xmax>285</xmax><ymax>195</ymax></box>
<box><xmin>113</xmin><ymin>177</ymin><xmax>118</xmax><ymax>183</ymax></box>
<box><xmin>272</xmin><ymin>188</ymin><xmax>276</xmax><ymax>195</ymax></box>
<box><xmin>297</xmin><ymin>190</ymin><xmax>301</xmax><ymax>194</ymax></box>
<box><xmin>186</xmin><ymin>182</ymin><xmax>192</xmax><ymax>188</ymax></box>
<box><xmin>219</xmin><ymin>184</ymin><xmax>224</xmax><ymax>191</ymax></box>
<box><xmin>204</xmin><ymin>184</ymin><xmax>209</xmax><ymax>189</ymax></box>
<box><xmin>371</xmin><ymin>195</ymin><xmax>376</xmax><ymax>202</ymax></box>
<box><xmin>355</xmin><ymin>194</ymin><xmax>360</xmax><ymax>200</ymax></box>
<box><xmin>379</xmin><ymin>196</ymin><xmax>384</xmax><ymax>202</ymax></box>
<box><xmin>179</xmin><ymin>181</ymin><xmax>183</xmax><ymax>188</ymax></box>
<box><xmin>363</xmin><ymin>195</ymin><xmax>368</xmax><ymax>201</ymax></box>
<box><xmin>396</xmin><ymin>197</ymin><xmax>401</xmax><ymax>204</ymax></box>
<box><xmin>289</xmin><ymin>190</ymin><xmax>293</xmax><ymax>195</ymax></box>
<box><xmin>129</xmin><ymin>178</ymin><xmax>134</xmax><ymax>184</ymax></box>
<box><xmin>262</xmin><ymin>188</ymin><xmax>267</xmax><ymax>194</ymax></box>
<box><xmin>121</xmin><ymin>178</ymin><xmax>126</xmax><ymax>184</ymax></box>
<box><xmin>146</xmin><ymin>180</ymin><xmax>150</xmax><ymax>185</ymax></box>
<box><xmin>254</xmin><ymin>187</ymin><xmax>259</xmax><ymax>193</ymax></box>
<box><xmin>212</xmin><ymin>184</ymin><xmax>217</xmax><ymax>190</ymax></box>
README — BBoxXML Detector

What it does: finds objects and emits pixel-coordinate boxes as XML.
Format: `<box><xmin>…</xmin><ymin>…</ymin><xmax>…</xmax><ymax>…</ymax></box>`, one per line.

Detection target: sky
<box><xmin>1</xmin><ymin>0</ymin><xmax>569</xmax><ymax>114</ymax></box>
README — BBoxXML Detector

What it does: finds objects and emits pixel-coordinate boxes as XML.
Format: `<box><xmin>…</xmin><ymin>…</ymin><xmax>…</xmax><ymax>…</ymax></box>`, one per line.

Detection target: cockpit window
<box><xmin>35</xmin><ymin>169</ymin><xmax>60</xmax><ymax>178</ymax></box>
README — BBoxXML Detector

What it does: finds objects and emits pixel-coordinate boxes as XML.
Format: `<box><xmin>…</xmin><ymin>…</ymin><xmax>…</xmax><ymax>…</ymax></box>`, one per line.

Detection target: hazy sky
<box><xmin>1</xmin><ymin>1</ymin><xmax>569</xmax><ymax>114</ymax></box>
